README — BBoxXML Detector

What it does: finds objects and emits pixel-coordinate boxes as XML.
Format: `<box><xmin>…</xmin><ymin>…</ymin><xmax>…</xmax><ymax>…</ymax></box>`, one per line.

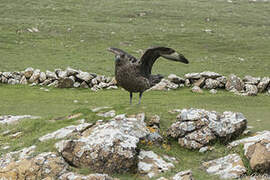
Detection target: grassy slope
<box><xmin>0</xmin><ymin>0</ymin><xmax>270</xmax><ymax>179</ymax></box>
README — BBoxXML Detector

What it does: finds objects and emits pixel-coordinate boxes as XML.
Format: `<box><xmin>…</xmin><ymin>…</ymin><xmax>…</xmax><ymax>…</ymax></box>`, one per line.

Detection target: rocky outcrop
<box><xmin>229</xmin><ymin>131</ymin><xmax>270</xmax><ymax>173</ymax></box>
<box><xmin>0</xmin><ymin>115</ymin><xmax>40</xmax><ymax>125</ymax></box>
<box><xmin>202</xmin><ymin>154</ymin><xmax>246</xmax><ymax>179</ymax></box>
<box><xmin>172</xmin><ymin>170</ymin><xmax>194</xmax><ymax>180</ymax></box>
<box><xmin>167</xmin><ymin>108</ymin><xmax>247</xmax><ymax>149</ymax></box>
<box><xmin>55</xmin><ymin>113</ymin><xmax>151</xmax><ymax>174</ymax></box>
<box><xmin>138</xmin><ymin>150</ymin><xmax>175</xmax><ymax>178</ymax></box>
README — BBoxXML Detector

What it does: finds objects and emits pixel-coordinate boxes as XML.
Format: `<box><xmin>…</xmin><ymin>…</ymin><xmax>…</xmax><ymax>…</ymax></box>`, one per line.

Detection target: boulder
<box><xmin>216</xmin><ymin>76</ymin><xmax>227</xmax><ymax>88</ymax></box>
<box><xmin>229</xmin><ymin>131</ymin><xmax>270</xmax><ymax>173</ymax></box>
<box><xmin>58</xmin><ymin>77</ymin><xmax>75</xmax><ymax>88</ymax></box>
<box><xmin>55</xmin><ymin>113</ymin><xmax>150</xmax><ymax>174</ymax></box>
<box><xmin>202</xmin><ymin>154</ymin><xmax>246</xmax><ymax>179</ymax></box>
<box><xmin>167</xmin><ymin>108</ymin><xmax>247</xmax><ymax>149</ymax></box>
<box><xmin>225</xmin><ymin>74</ymin><xmax>244</xmax><ymax>91</ymax></box>
<box><xmin>257</xmin><ymin>77</ymin><xmax>270</xmax><ymax>93</ymax></box>
<box><xmin>204</xmin><ymin>78</ymin><xmax>220</xmax><ymax>89</ymax></box>
<box><xmin>0</xmin><ymin>152</ymin><xmax>68</xmax><ymax>179</ymax></box>
<box><xmin>76</xmin><ymin>71</ymin><xmax>94</xmax><ymax>83</ymax></box>
<box><xmin>200</xmin><ymin>71</ymin><xmax>221</xmax><ymax>79</ymax></box>
<box><xmin>209</xmin><ymin>89</ymin><xmax>217</xmax><ymax>94</ymax></box>
<box><xmin>168</xmin><ymin>74</ymin><xmax>185</xmax><ymax>84</ymax></box>
<box><xmin>66</xmin><ymin>67</ymin><xmax>79</xmax><ymax>76</ymax></box>
<box><xmin>243</xmin><ymin>75</ymin><xmax>260</xmax><ymax>85</ymax></box>
<box><xmin>46</xmin><ymin>70</ymin><xmax>58</xmax><ymax>79</ymax></box>
<box><xmin>138</xmin><ymin>150</ymin><xmax>175</xmax><ymax>178</ymax></box>
<box><xmin>58</xmin><ymin>70</ymin><xmax>68</xmax><ymax>79</ymax></box>
<box><xmin>244</xmin><ymin>84</ymin><xmax>258</xmax><ymax>96</ymax></box>
<box><xmin>39</xmin><ymin>123</ymin><xmax>93</xmax><ymax>142</ymax></box>
<box><xmin>24</xmin><ymin>67</ymin><xmax>34</xmax><ymax>79</ymax></box>
<box><xmin>184</xmin><ymin>73</ymin><xmax>201</xmax><ymax>79</ymax></box>
<box><xmin>39</xmin><ymin>72</ymin><xmax>47</xmax><ymax>82</ymax></box>
<box><xmin>29</xmin><ymin>69</ymin><xmax>40</xmax><ymax>83</ymax></box>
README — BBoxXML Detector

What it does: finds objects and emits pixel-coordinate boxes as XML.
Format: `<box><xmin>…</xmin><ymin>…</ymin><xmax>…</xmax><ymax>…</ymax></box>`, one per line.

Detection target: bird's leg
<box><xmin>129</xmin><ymin>92</ymin><xmax>133</xmax><ymax>105</ymax></box>
<box><xmin>138</xmin><ymin>92</ymin><xmax>143</xmax><ymax>105</ymax></box>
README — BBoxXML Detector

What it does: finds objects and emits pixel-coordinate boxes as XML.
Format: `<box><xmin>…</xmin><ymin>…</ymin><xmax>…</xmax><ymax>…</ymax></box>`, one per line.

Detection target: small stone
<box><xmin>209</xmin><ymin>89</ymin><xmax>217</xmax><ymax>94</ymax></box>
<box><xmin>66</xmin><ymin>67</ymin><xmax>79</xmax><ymax>76</ymax></box>
<box><xmin>185</xmin><ymin>73</ymin><xmax>201</xmax><ymax>79</ymax></box>
<box><xmin>96</xmin><ymin>110</ymin><xmax>116</xmax><ymax>118</ymax></box>
<box><xmin>194</xmin><ymin>77</ymin><xmax>205</xmax><ymax>87</ymax></box>
<box><xmin>39</xmin><ymin>72</ymin><xmax>46</xmax><ymax>82</ymax></box>
<box><xmin>225</xmin><ymin>74</ymin><xmax>244</xmax><ymax>91</ymax></box>
<box><xmin>243</xmin><ymin>75</ymin><xmax>260</xmax><ymax>85</ymax></box>
<box><xmin>76</xmin><ymin>71</ymin><xmax>94</xmax><ymax>83</ymax></box>
<box><xmin>168</xmin><ymin>74</ymin><xmax>185</xmax><ymax>84</ymax></box>
<box><xmin>24</xmin><ymin>67</ymin><xmax>34</xmax><ymax>79</ymax></box>
<box><xmin>29</xmin><ymin>69</ymin><xmax>40</xmax><ymax>83</ymax></box>
<box><xmin>46</xmin><ymin>70</ymin><xmax>57</xmax><ymax>79</ymax></box>
<box><xmin>58</xmin><ymin>70</ymin><xmax>68</xmax><ymax>79</ymax></box>
<box><xmin>244</xmin><ymin>84</ymin><xmax>258</xmax><ymax>96</ymax></box>
<box><xmin>58</xmin><ymin>77</ymin><xmax>74</xmax><ymax>88</ymax></box>
<box><xmin>10</xmin><ymin>132</ymin><xmax>22</xmax><ymax>138</ymax></box>
<box><xmin>73</xmin><ymin>100</ymin><xmax>78</xmax><ymax>103</ymax></box>
<box><xmin>149</xmin><ymin>115</ymin><xmax>160</xmax><ymax>127</ymax></box>
<box><xmin>200</xmin><ymin>71</ymin><xmax>221</xmax><ymax>78</ymax></box>
<box><xmin>80</xmin><ymin>81</ymin><xmax>89</xmax><ymax>88</ymax></box>
<box><xmin>191</xmin><ymin>86</ymin><xmax>203</xmax><ymax>93</ymax></box>
<box><xmin>172</xmin><ymin>170</ymin><xmax>194</xmax><ymax>180</ymax></box>
<box><xmin>73</xmin><ymin>82</ymin><xmax>80</xmax><ymax>88</ymax></box>
<box><xmin>204</xmin><ymin>78</ymin><xmax>220</xmax><ymax>89</ymax></box>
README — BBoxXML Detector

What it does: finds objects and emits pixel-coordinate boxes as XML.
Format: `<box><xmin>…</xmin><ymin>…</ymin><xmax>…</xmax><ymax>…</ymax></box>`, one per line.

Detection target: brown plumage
<box><xmin>107</xmin><ymin>47</ymin><xmax>189</xmax><ymax>104</ymax></box>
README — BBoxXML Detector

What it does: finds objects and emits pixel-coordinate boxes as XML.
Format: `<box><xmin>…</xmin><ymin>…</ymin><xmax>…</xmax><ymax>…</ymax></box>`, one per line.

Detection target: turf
<box><xmin>0</xmin><ymin>0</ymin><xmax>270</xmax><ymax>179</ymax></box>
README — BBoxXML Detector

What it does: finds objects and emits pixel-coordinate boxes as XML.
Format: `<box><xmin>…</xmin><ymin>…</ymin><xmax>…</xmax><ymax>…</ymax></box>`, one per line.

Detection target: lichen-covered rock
<box><xmin>55</xmin><ymin>113</ymin><xmax>150</xmax><ymax>174</ymax></box>
<box><xmin>39</xmin><ymin>123</ymin><xmax>93</xmax><ymax>142</ymax></box>
<box><xmin>257</xmin><ymin>77</ymin><xmax>270</xmax><ymax>93</ymax></box>
<box><xmin>244</xmin><ymin>84</ymin><xmax>258</xmax><ymax>96</ymax></box>
<box><xmin>66</xmin><ymin>67</ymin><xmax>79</xmax><ymax>76</ymax></box>
<box><xmin>29</xmin><ymin>69</ymin><xmax>40</xmax><ymax>83</ymax></box>
<box><xmin>200</xmin><ymin>71</ymin><xmax>221</xmax><ymax>79</ymax></box>
<box><xmin>138</xmin><ymin>150</ymin><xmax>175</xmax><ymax>178</ymax></box>
<box><xmin>7</xmin><ymin>78</ymin><xmax>19</xmax><ymax>85</ymax></box>
<box><xmin>185</xmin><ymin>73</ymin><xmax>201</xmax><ymax>79</ymax></box>
<box><xmin>0</xmin><ymin>115</ymin><xmax>40</xmax><ymax>125</ymax></box>
<box><xmin>149</xmin><ymin>79</ymin><xmax>178</xmax><ymax>91</ymax></box>
<box><xmin>76</xmin><ymin>71</ymin><xmax>94</xmax><ymax>83</ymax></box>
<box><xmin>46</xmin><ymin>70</ymin><xmax>58</xmax><ymax>79</ymax></box>
<box><xmin>172</xmin><ymin>170</ymin><xmax>194</xmax><ymax>180</ymax></box>
<box><xmin>229</xmin><ymin>131</ymin><xmax>270</xmax><ymax>173</ymax></box>
<box><xmin>58</xmin><ymin>70</ymin><xmax>68</xmax><ymax>79</ymax></box>
<box><xmin>24</xmin><ymin>67</ymin><xmax>34</xmax><ymax>79</ymax></box>
<box><xmin>216</xmin><ymin>76</ymin><xmax>227</xmax><ymax>88</ymax></box>
<box><xmin>59</xmin><ymin>172</ymin><xmax>119</xmax><ymax>180</ymax></box>
<box><xmin>202</xmin><ymin>154</ymin><xmax>246</xmax><ymax>179</ymax></box>
<box><xmin>0</xmin><ymin>152</ymin><xmax>68</xmax><ymax>179</ymax></box>
<box><xmin>58</xmin><ymin>77</ymin><xmax>75</xmax><ymax>88</ymax></box>
<box><xmin>167</xmin><ymin>109</ymin><xmax>247</xmax><ymax>149</ymax></box>
<box><xmin>243</xmin><ymin>75</ymin><xmax>260</xmax><ymax>85</ymax></box>
<box><xmin>168</xmin><ymin>74</ymin><xmax>185</xmax><ymax>84</ymax></box>
<box><xmin>225</xmin><ymin>74</ymin><xmax>244</xmax><ymax>91</ymax></box>
<box><xmin>204</xmin><ymin>78</ymin><xmax>220</xmax><ymax>89</ymax></box>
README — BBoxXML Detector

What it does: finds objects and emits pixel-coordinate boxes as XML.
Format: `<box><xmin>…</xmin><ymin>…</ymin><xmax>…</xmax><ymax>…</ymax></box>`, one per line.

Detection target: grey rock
<box><xmin>138</xmin><ymin>150</ymin><xmax>174</xmax><ymax>178</ymax></box>
<box><xmin>7</xmin><ymin>78</ymin><xmax>19</xmax><ymax>85</ymax></box>
<box><xmin>244</xmin><ymin>84</ymin><xmax>258</xmax><ymax>96</ymax></box>
<box><xmin>48</xmin><ymin>80</ymin><xmax>59</xmax><ymax>87</ymax></box>
<box><xmin>73</xmin><ymin>82</ymin><xmax>81</xmax><ymax>88</ymax></box>
<box><xmin>185</xmin><ymin>73</ymin><xmax>201</xmax><ymax>79</ymax></box>
<box><xmin>243</xmin><ymin>75</ymin><xmax>260</xmax><ymax>85</ymax></box>
<box><xmin>193</xmin><ymin>77</ymin><xmax>205</xmax><ymax>88</ymax></box>
<box><xmin>55</xmin><ymin>113</ymin><xmax>150</xmax><ymax>173</ymax></box>
<box><xmin>185</xmin><ymin>79</ymin><xmax>191</xmax><ymax>87</ymax></box>
<box><xmin>204</xmin><ymin>78</ymin><xmax>220</xmax><ymax>89</ymax></box>
<box><xmin>29</xmin><ymin>69</ymin><xmax>40</xmax><ymax>83</ymax></box>
<box><xmin>202</xmin><ymin>154</ymin><xmax>246</xmax><ymax>179</ymax></box>
<box><xmin>66</xmin><ymin>67</ymin><xmax>79</xmax><ymax>76</ymax></box>
<box><xmin>76</xmin><ymin>71</ymin><xmax>93</xmax><ymax>83</ymax></box>
<box><xmin>225</xmin><ymin>74</ymin><xmax>244</xmax><ymax>91</ymax></box>
<box><xmin>24</xmin><ymin>67</ymin><xmax>34</xmax><ymax>79</ymax></box>
<box><xmin>58</xmin><ymin>70</ymin><xmax>68</xmax><ymax>79</ymax></box>
<box><xmin>58</xmin><ymin>77</ymin><xmax>75</xmax><ymax>88</ymax></box>
<box><xmin>80</xmin><ymin>81</ymin><xmax>89</xmax><ymax>88</ymax></box>
<box><xmin>39</xmin><ymin>72</ymin><xmax>47</xmax><ymax>82</ymax></box>
<box><xmin>46</xmin><ymin>70</ymin><xmax>58</xmax><ymax>79</ymax></box>
<box><xmin>209</xmin><ymin>89</ymin><xmax>217</xmax><ymax>94</ymax></box>
<box><xmin>167</xmin><ymin>109</ymin><xmax>247</xmax><ymax>149</ymax></box>
<box><xmin>96</xmin><ymin>110</ymin><xmax>116</xmax><ymax>118</ymax></box>
<box><xmin>0</xmin><ymin>115</ymin><xmax>40</xmax><ymax>125</ymax></box>
<box><xmin>40</xmin><ymin>79</ymin><xmax>53</xmax><ymax>86</ymax></box>
<box><xmin>216</xmin><ymin>76</ymin><xmax>227</xmax><ymax>88</ymax></box>
<box><xmin>257</xmin><ymin>77</ymin><xmax>270</xmax><ymax>93</ymax></box>
<box><xmin>172</xmin><ymin>170</ymin><xmax>194</xmax><ymax>180</ymax></box>
<box><xmin>19</xmin><ymin>76</ymin><xmax>28</xmax><ymax>85</ymax></box>
<box><xmin>168</xmin><ymin>74</ymin><xmax>185</xmax><ymax>84</ymax></box>
<box><xmin>200</xmin><ymin>71</ymin><xmax>221</xmax><ymax>79</ymax></box>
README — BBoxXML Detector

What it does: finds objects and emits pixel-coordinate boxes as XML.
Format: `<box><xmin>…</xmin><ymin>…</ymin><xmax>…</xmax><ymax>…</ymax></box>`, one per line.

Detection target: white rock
<box><xmin>0</xmin><ymin>115</ymin><xmax>40</xmax><ymax>125</ymax></box>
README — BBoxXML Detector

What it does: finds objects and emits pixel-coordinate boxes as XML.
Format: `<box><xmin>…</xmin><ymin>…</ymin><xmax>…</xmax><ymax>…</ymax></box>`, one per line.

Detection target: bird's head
<box><xmin>107</xmin><ymin>47</ymin><xmax>130</xmax><ymax>66</ymax></box>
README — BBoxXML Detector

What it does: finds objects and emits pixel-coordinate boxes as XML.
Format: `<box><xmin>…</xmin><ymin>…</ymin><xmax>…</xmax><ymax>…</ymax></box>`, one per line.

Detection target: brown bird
<box><xmin>107</xmin><ymin>47</ymin><xmax>189</xmax><ymax>104</ymax></box>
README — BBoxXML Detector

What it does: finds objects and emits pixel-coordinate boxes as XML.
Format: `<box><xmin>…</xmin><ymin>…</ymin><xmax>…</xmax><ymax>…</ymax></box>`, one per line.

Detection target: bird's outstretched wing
<box><xmin>139</xmin><ymin>47</ymin><xmax>189</xmax><ymax>76</ymax></box>
<box><xmin>107</xmin><ymin>47</ymin><xmax>138</xmax><ymax>63</ymax></box>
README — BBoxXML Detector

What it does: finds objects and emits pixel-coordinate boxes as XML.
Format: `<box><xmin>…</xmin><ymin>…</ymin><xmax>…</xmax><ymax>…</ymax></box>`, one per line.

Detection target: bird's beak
<box><xmin>161</xmin><ymin>52</ymin><xmax>189</xmax><ymax>64</ymax></box>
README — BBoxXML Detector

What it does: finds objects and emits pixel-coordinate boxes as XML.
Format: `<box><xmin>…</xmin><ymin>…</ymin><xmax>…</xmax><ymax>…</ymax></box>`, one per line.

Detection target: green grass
<box><xmin>0</xmin><ymin>0</ymin><xmax>270</xmax><ymax>179</ymax></box>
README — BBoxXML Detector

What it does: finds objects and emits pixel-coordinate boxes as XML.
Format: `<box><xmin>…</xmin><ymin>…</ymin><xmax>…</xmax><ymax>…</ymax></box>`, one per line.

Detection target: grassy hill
<box><xmin>0</xmin><ymin>0</ymin><xmax>269</xmax><ymax>179</ymax></box>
